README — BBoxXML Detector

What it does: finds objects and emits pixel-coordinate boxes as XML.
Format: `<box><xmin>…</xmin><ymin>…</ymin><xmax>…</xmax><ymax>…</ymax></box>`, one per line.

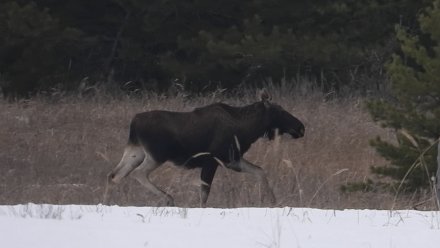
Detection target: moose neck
<box><xmin>232</xmin><ymin>102</ymin><xmax>270</xmax><ymax>149</ymax></box>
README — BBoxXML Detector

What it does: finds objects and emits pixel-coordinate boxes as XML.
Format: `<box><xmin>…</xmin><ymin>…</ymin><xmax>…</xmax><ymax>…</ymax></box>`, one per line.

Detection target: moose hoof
<box><xmin>266</xmin><ymin>192</ymin><xmax>276</xmax><ymax>206</ymax></box>
<box><xmin>269</xmin><ymin>196</ymin><xmax>277</xmax><ymax>205</ymax></box>
<box><xmin>165</xmin><ymin>196</ymin><xmax>175</xmax><ymax>207</ymax></box>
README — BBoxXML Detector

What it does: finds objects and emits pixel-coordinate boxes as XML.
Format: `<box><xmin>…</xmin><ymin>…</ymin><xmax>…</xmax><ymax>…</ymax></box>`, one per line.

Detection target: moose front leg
<box><xmin>200</xmin><ymin>163</ymin><xmax>218</xmax><ymax>207</ymax></box>
<box><xmin>230</xmin><ymin>158</ymin><xmax>276</xmax><ymax>205</ymax></box>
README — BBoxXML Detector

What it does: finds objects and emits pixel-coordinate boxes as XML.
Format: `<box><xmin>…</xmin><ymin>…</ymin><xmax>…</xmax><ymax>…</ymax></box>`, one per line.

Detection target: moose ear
<box><xmin>260</xmin><ymin>88</ymin><xmax>272</xmax><ymax>102</ymax></box>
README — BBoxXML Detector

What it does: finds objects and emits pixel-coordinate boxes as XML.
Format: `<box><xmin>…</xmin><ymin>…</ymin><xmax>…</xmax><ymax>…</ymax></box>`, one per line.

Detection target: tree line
<box><xmin>0</xmin><ymin>0</ymin><xmax>431</xmax><ymax>96</ymax></box>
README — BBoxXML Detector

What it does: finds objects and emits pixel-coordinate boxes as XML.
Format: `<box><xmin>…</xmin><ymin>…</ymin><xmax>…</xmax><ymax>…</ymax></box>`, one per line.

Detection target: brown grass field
<box><xmin>0</xmin><ymin>87</ymin><xmax>433</xmax><ymax>209</ymax></box>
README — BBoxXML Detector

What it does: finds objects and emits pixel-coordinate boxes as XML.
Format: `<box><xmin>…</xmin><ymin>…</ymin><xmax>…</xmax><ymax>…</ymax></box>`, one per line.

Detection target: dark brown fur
<box><xmin>108</xmin><ymin>96</ymin><xmax>305</xmax><ymax>206</ymax></box>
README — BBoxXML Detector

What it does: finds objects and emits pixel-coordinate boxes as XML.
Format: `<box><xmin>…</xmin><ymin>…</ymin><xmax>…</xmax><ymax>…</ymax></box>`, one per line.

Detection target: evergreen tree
<box><xmin>0</xmin><ymin>0</ymin><xmax>430</xmax><ymax>96</ymax></box>
<box><xmin>160</xmin><ymin>0</ymin><xmax>428</xmax><ymax>92</ymax></box>
<box><xmin>0</xmin><ymin>1</ymin><xmax>88</xmax><ymax>96</ymax></box>
<box><xmin>367</xmin><ymin>0</ymin><xmax>440</xmax><ymax>191</ymax></box>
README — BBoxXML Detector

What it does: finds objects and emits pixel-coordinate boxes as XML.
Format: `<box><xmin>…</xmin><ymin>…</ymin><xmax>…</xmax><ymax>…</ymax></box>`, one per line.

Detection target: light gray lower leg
<box><xmin>130</xmin><ymin>156</ymin><xmax>175</xmax><ymax>206</ymax></box>
<box><xmin>235</xmin><ymin>158</ymin><xmax>276</xmax><ymax>204</ymax></box>
<box><xmin>200</xmin><ymin>183</ymin><xmax>210</xmax><ymax>208</ymax></box>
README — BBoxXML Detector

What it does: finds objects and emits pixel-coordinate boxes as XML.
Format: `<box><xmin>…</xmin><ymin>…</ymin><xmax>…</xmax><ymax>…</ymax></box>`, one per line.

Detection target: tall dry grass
<box><xmin>0</xmin><ymin>87</ymin><xmax>425</xmax><ymax>209</ymax></box>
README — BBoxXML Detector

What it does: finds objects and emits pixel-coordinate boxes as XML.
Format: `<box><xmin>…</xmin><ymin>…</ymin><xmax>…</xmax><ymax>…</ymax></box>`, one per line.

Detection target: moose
<box><xmin>107</xmin><ymin>91</ymin><xmax>305</xmax><ymax>206</ymax></box>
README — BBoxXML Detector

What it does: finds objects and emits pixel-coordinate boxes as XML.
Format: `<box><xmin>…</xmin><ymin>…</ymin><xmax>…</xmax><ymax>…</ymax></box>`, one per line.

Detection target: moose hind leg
<box><xmin>109</xmin><ymin>145</ymin><xmax>145</xmax><ymax>184</ymax></box>
<box><xmin>236</xmin><ymin>158</ymin><xmax>276</xmax><ymax>205</ymax></box>
<box><xmin>130</xmin><ymin>153</ymin><xmax>175</xmax><ymax>206</ymax></box>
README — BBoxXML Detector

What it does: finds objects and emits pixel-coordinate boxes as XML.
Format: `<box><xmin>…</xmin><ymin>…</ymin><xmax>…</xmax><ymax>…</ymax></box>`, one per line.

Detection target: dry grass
<box><xmin>0</xmin><ymin>87</ymin><xmax>427</xmax><ymax>209</ymax></box>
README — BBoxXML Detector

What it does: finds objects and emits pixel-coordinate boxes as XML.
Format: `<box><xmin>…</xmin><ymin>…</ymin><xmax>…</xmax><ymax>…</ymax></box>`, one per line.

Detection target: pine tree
<box><xmin>0</xmin><ymin>1</ymin><xmax>86</xmax><ymax>96</ymax></box>
<box><xmin>367</xmin><ymin>0</ymin><xmax>440</xmax><ymax>191</ymax></box>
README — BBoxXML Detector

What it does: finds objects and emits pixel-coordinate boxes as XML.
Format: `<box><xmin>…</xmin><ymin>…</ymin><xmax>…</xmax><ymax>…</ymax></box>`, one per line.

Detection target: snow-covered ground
<box><xmin>0</xmin><ymin>204</ymin><xmax>439</xmax><ymax>248</ymax></box>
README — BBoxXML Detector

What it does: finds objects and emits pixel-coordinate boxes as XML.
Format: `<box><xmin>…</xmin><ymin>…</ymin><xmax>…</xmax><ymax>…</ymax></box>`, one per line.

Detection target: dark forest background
<box><xmin>0</xmin><ymin>0</ymin><xmax>431</xmax><ymax>96</ymax></box>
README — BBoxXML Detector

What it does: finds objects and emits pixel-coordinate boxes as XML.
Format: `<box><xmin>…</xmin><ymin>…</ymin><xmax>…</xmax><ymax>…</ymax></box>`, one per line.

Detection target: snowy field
<box><xmin>0</xmin><ymin>204</ymin><xmax>439</xmax><ymax>248</ymax></box>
